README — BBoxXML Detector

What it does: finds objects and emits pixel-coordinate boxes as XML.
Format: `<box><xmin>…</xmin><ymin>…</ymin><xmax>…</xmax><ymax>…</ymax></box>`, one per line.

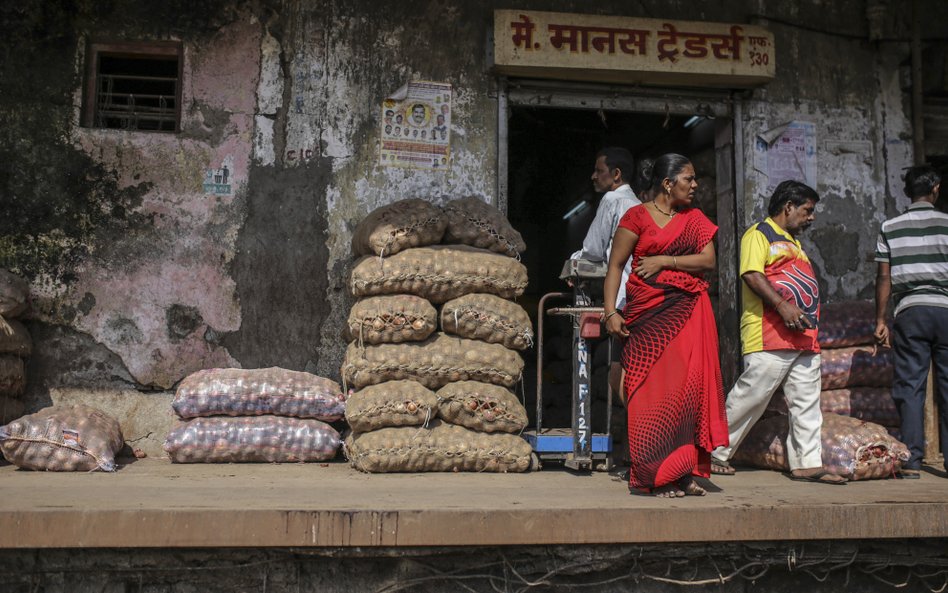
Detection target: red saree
<box><xmin>618</xmin><ymin>205</ymin><xmax>729</xmax><ymax>491</ymax></box>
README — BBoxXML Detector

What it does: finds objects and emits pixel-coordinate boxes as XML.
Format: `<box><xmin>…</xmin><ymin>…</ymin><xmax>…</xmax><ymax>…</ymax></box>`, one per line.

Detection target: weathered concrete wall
<box><xmin>0</xmin><ymin>541</ymin><xmax>944</xmax><ymax>592</ymax></box>
<box><xmin>0</xmin><ymin>1</ymin><xmax>921</xmax><ymax>413</ymax></box>
<box><xmin>738</xmin><ymin>4</ymin><xmax>915</xmax><ymax>302</ymax></box>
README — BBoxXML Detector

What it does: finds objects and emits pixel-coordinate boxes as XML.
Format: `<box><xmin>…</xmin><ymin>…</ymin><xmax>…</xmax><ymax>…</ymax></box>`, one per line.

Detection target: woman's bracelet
<box><xmin>603</xmin><ymin>310</ymin><xmax>620</xmax><ymax>322</ymax></box>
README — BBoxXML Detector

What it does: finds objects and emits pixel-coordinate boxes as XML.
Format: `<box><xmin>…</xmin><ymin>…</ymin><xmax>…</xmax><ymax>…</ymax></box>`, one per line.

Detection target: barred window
<box><xmin>82</xmin><ymin>41</ymin><xmax>182</xmax><ymax>132</ymax></box>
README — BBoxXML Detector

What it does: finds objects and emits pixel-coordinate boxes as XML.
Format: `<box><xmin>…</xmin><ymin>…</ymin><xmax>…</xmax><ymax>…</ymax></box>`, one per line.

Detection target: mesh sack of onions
<box><xmin>440</xmin><ymin>293</ymin><xmax>533</xmax><ymax>351</ymax></box>
<box><xmin>0</xmin><ymin>268</ymin><xmax>29</xmax><ymax>320</ymax></box>
<box><xmin>345</xmin><ymin>420</ymin><xmax>534</xmax><ymax>473</ymax></box>
<box><xmin>350</xmin><ymin>245</ymin><xmax>528</xmax><ymax>304</ymax></box>
<box><xmin>351</xmin><ymin>198</ymin><xmax>447</xmax><ymax>257</ymax></box>
<box><xmin>767</xmin><ymin>387</ymin><xmax>899</xmax><ymax>428</ymax></box>
<box><xmin>440</xmin><ymin>196</ymin><xmax>526</xmax><ymax>258</ymax></box>
<box><xmin>172</xmin><ymin>367</ymin><xmax>346</xmax><ymax>421</ymax></box>
<box><xmin>0</xmin><ymin>356</ymin><xmax>24</xmax><ymax>397</ymax></box>
<box><xmin>345</xmin><ymin>295</ymin><xmax>437</xmax><ymax>345</ymax></box>
<box><xmin>731</xmin><ymin>412</ymin><xmax>908</xmax><ymax>480</ymax></box>
<box><xmin>436</xmin><ymin>381</ymin><xmax>527</xmax><ymax>433</ymax></box>
<box><xmin>341</xmin><ymin>333</ymin><xmax>523</xmax><ymax>391</ymax></box>
<box><xmin>345</xmin><ymin>380</ymin><xmax>439</xmax><ymax>432</ymax></box>
<box><xmin>820</xmin><ymin>346</ymin><xmax>893</xmax><ymax>390</ymax></box>
<box><xmin>818</xmin><ymin>300</ymin><xmax>876</xmax><ymax>348</ymax></box>
<box><xmin>163</xmin><ymin>416</ymin><xmax>340</xmax><ymax>463</ymax></box>
<box><xmin>0</xmin><ymin>319</ymin><xmax>31</xmax><ymax>357</ymax></box>
<box><xmin>0</xmin><ymin>404</ymin><xmax>124</xmax><ymax>472</ymax></box>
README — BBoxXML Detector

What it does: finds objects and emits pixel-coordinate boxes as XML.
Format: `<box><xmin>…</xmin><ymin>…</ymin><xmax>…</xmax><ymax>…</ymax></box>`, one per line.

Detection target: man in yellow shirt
<box><xmin>711</xmin><ymin>180</ymin><xmax>845</xmax><ymax>485</ymax></box>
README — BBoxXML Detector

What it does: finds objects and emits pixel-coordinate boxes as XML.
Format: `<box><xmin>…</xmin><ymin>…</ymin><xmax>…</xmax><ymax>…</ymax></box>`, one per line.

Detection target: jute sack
<box><xmin>767</xmin><ymin>387</ymin><xmax>899</xmax><ymax>428</ymax></box>
<box><xmin>350</xmin><ymin>245</ymin><xmax>528</xmax><ymax>304</ymax></box>
<box><xmin>437</xmin><ymin>381</ymin><xmax>527</xmax><ymax>433</ymax></box>
<box><xmin>0</xmin><ymin>404</ymin><xmax>124</xmax><ymax>472</ymax></box>
<box><xmin>164</xmin><ymin>416</ymin><xmax>340</xmax><ymax>463</ymax></box>
<box><xmin>441</xmin><ymin>196</ymin><xmax>526</xmax><ymax>258</ymax></box>
<box><xmin>0</xmin><ymin>319</ymin><xmax>31</xmax><ymax>357</ymax></box>
<box><xmin>345</xmin><ymin>420</ymin><xmax>534</xmax><ymax>473</ymax></box>
<box><xmin>346</xmin><ymin>295</ymin><xmax>437</xmax><ymax>345</ymax></box>
<box><xmin>731</xmin><ymin>412</ymin><xmax>908</xmax><ymax>481</ymax></box>
<box><xmin>0</xmin><ymin>395</ymin><xmax>24</xmax><ymax>424</ymax></box>
<box><xmin>172</xmin><ymin>367</ymin><xmax>346</xmax><ymax>421</ymax></box>
<box><xmin>342</xmin><ymin>333</ymin><xmax>524</xmax><ymax>390</ymax></box>
<box><xmin>821</xmin><ymin>346</ymin><xmax>893</xmax><ymax>390</ymax></box>
<box><xmin>818</xmin><ymin>300</ymin><xmax>875</xmax><ymax>348</ymax></box>
<box><xmin>440</xmin><ymin>293</ymin><xmax>533</xmax><ymax>350</ymax></box>
<box><xmin>0</xmin><ymin>269</ymin><xmax>29</xmax><ymax>319</ymax></box>
<box><xmin>351</xmin><ymin>198</ymin><xmax>447</xmax><ymax>257</ymax></box>
<box><xmin>345</xmin><ymin>380</ymin><xmax>438</xmax><ymax>432</ymax></box>
<box><xmin>0</xmin><ymin>355</ymin><xmax>25</xmax><ymax>397</ymax></box>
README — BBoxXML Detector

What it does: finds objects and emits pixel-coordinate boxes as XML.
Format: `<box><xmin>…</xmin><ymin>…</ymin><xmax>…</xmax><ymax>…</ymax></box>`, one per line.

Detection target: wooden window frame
<box><xmin>81</xmin><ymin>40</ymin><xmax>183</xmax><ymax>133</ymax></box>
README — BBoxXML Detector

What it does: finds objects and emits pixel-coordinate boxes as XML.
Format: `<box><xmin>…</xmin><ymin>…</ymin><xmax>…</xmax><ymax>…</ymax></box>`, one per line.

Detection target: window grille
<box><xmin>82</xmin><ymin>42</ymin><xmax>182</xmax><ymax>132</ymax></box>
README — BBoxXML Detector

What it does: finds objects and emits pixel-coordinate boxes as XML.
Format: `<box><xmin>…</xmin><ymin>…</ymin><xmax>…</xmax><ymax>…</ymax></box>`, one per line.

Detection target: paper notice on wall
<box><xmin>380</xmin><ymin>81</ymin><xmax>452</xmax><ymax>170</ymax></box>
<box><xmin>753</xmin><ymin>121</ymin><xmax>817</xmax><ymax>193</ymax></box>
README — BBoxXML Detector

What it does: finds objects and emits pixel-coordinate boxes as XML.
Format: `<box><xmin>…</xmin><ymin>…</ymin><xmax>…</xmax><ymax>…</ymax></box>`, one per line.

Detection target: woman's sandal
<box><xmin>652</xmin><ymin>484</ymin><xmax>686</xmax><ymax>498</ymax></box>
<box><xmin>678</xmin><ymin>477</ymin><xmax>707</xmax><ymax>496</ymax></box>
<box><xmin>711</xmin><ymin>459</ymin><xmax>736</xmax><ymax>475</ymax></box>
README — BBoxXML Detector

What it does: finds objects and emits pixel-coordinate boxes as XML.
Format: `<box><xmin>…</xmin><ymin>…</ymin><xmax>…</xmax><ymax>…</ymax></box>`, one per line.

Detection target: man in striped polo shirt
<box><xmin>875</xmin><ymin>165</ymin><xmax>948</xmax><ymax>479</ymax></box>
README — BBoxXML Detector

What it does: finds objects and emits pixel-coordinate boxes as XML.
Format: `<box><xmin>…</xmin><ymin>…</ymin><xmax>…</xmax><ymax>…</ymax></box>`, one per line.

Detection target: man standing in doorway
<box><xmin>874</xmin><ymin>165</ymin><xmax>948</xmax><ymax>479</ymax></box>
<box><xmin>711</xmin><ymin>180</ymin><xmax>846</xmax><ymax>484</ymax></box>
<box><xmin>571</xmin><ymin>147</ymin><xmax>641</xmax><ymax>309</ymax></box>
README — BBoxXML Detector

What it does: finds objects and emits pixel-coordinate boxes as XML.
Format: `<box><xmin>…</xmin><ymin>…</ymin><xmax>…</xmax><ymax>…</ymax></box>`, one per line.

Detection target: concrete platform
<box><xmin>1</xmin><ymin>459</ymin><xmax>947</xmax><ymax>548</ymax></box>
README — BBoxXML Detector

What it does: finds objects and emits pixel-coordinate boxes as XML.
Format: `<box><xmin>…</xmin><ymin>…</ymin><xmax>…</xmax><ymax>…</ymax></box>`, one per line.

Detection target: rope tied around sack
<box><xmin>444</xmin><ymin>306</ymin><xmax>534</xmax><ymax>348</ymax></box>
<box><xmin>442</xmin><ymin>203</ymin><xmax>522</xmax><ymax>260</ymax></box>
<box><xmin>343</xmin><ymin>361</ymin><xmax>521</xmax><ymax>389</ymax></box>
<box><xmin>377</xmin><ymin>215</ymin><xmax>445</xmax><ymax>262</ymax></box>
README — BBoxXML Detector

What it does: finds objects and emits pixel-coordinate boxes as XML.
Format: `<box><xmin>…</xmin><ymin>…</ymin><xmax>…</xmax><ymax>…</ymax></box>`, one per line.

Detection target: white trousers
<box><xmin>712</xmin><ymin>350</ymin><xmax>823</xmax><ymax>470</ymax></box>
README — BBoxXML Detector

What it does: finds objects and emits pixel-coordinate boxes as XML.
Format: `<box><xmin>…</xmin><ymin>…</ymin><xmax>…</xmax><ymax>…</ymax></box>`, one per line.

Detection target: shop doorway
<box><xmin>498</xmin><ymin>81</ymin><xmax>742</xmax><ymax>437</ymax></box>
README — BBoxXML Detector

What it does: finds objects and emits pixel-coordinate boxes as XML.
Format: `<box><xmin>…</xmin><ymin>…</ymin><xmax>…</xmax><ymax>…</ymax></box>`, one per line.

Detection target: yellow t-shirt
<box><xmin>739</xmin><ymin>218</ymin><xmax>820</xmax><ymax>355</ymax></box>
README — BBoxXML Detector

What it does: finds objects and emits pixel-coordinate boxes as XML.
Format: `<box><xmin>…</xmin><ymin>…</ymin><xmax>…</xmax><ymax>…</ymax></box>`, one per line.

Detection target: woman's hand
<box><xmin>633</xmin><ymin>255</ymin><xmax>671</xmax><ymax>280</ymax></box>
<box><xmin>605</xmin><ymin>313</ymin><xmax>629</xmax><ymax>338</ymax></box>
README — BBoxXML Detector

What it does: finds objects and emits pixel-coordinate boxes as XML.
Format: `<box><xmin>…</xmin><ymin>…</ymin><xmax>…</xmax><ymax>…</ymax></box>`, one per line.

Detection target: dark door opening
<box><xmin>506</xmin><ymin>105</ymin><xmax>721</xmax><ymax>441</ymax></box>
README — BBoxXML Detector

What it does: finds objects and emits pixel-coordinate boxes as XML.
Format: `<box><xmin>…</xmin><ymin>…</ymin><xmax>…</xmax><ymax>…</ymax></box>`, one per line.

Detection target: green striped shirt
<box><xmin>875</xmin><ymin>202</ymin><xmax>948</xmax><ymax>315</ymax></box>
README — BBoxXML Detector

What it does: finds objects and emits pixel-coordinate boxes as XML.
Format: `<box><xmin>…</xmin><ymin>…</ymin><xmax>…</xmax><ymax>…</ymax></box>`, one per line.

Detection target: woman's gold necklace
<box><xmin>652</xmin><ymin>200</ymin><xmax>676</xmax><ymax>218</ymax></box>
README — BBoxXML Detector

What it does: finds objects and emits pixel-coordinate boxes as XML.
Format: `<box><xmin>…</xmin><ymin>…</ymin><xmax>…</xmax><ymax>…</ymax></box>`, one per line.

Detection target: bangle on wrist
<box><xmin>603</xmin><ymin>310</ymin><xmax>619</xmax><ymax>322</ymax></box>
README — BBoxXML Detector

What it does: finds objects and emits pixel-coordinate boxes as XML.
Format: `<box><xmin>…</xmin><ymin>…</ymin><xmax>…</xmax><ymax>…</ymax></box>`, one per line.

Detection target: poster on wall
<box><xmin>753</xmin><ymin>121</ymin><xmax>817</xmax><ymax>193</ymax></box>
<box><xmin>379</xmin><ymin>81</ymin><xmax>452</xmax><ymax>170</ymax></box>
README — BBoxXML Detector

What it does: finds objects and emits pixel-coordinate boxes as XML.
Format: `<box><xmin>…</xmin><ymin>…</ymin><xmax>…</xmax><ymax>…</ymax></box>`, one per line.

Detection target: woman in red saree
<box><xmin>603</xmin><ymin>153</ymin><xmax>729</xmax><ymax>497</ymax></box>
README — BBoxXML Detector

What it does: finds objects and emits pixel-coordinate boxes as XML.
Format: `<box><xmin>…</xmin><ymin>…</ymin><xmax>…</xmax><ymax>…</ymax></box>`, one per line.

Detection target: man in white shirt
<box><xmin>571</xmin><ymin>147</ymin><xmax>641</xmax><ymax>309</ymax></box>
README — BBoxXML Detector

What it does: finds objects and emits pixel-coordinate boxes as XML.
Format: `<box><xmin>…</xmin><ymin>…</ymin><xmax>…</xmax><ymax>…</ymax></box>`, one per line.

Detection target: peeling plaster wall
<box><xmin>738</xmin><ymin>6</ymin><xmax>914</xmax><ymax>302</ymax></box>
<box><xmin>0</xmin><ymin>0</ymin><xmax>919</xmax><ymax>411</ymax></box>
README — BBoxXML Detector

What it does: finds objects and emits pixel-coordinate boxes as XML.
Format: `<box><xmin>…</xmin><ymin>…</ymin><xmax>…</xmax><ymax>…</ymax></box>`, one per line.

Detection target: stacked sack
<box><xmin>342</xmin><ymin>197</ymin><xmax>536</xmax><ymax>473</ymax></box>
<box><xmin>735</xmin><ymin>300</ymin><xmax>908</xmax><ymax>480</ymax></box>
<box><xmin>0</xmin><ymin>269</ymin><xmax>30</xmax><ymax>424</ymax></box>
<box><xmin>163</xmin><ymin>367</ymin><xmax>345</xmax><ymax>463</ymax></box>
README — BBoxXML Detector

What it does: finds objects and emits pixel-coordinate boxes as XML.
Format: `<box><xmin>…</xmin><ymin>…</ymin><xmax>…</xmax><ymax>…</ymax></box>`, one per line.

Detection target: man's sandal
<box><xmin>786</xmin><ymin>470</ymin><xmax>847</xmax><ymax>485</ymax></box>
<box><xmin>711</xmin><ymin>459</ymin><xmax>736</xmax><ymax>475</ymax></box>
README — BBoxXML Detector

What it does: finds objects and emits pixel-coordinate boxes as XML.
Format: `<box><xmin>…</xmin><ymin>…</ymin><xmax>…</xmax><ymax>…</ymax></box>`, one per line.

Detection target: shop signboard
<box><xmin>494</xmin><ymin>10</ymin><xmax>775</xmax><ymax>87</ymax></box>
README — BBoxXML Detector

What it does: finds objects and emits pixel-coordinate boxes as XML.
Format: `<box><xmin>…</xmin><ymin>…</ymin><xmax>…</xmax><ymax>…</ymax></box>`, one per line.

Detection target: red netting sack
<box><xmin>172</xmin><ymin>367</ymin><xmax>346</xmax><ymax>420</ymax></box>
<box><xmin>163</xmin><ymin>416</ymin><xmax>341</xmax><ymax>463</ymax></box>
<box><xmin>731</xmin><ymin>412</ymin><xmax>908</xmax><ymax>480</ymax></box>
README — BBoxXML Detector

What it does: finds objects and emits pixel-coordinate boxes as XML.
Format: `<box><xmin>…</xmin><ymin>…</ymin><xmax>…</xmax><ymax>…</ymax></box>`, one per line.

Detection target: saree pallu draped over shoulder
<box><xmin>617</xmin><ymin>206</ymin><xmax>729</xmax><ymax>492</ymax></box>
